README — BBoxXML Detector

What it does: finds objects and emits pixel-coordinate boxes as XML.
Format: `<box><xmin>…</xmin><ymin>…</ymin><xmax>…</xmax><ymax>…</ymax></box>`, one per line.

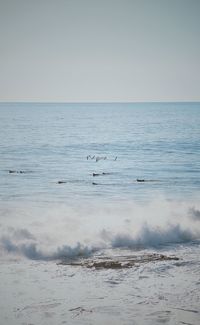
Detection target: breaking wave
<box><xmin>1</xmin><ymin>223</ymin><xmax>199</xmax><ymax>261</ymax></box>
<box><xmin>108</xmin><ymin>224</ymin><xmax>197</xmax><ymax>249</ymax></box>
<box><xmin>0</xmin><ymin>198</ymin><xmax>200</xmax><ymax>261</ymax></box>
<box><xmin>0</xmin><ymin>236</ymin><xmax>96</xmax><ymax>260</ymax></box>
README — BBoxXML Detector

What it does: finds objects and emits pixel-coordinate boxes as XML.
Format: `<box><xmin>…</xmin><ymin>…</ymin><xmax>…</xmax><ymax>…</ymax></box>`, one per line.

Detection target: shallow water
<box><xmin>0</xmin><ymin>102</ymin><xmax>200</xmax><ymax>324</ymax></box>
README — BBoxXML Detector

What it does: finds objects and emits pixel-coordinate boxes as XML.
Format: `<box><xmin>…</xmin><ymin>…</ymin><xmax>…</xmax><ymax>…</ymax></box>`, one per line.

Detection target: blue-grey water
<box><xmin>0</xmin><ymin>102</ymin><xmax>200</xmax><ymax>202</ymax></box>
<box><xmin>0</xmin><ymin>102</ymin><xmax>200</xmax><ymax>325</ymax></box>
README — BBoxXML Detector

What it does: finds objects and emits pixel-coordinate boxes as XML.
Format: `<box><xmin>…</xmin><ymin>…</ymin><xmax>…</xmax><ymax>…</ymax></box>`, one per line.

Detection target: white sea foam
<box><xmin>108</xmin><ymin>223</ymin><xmax>197</xmax><ymax>249</ymax></box>
<box><xmin>0</xmin><ymin>198</ymin><xmax>200</xmax><ymax>260</ymax></box>
<box><xmin>0</xmin><ymin>236</ymin><xmax>96</xmax><ymax>260</ymax></box>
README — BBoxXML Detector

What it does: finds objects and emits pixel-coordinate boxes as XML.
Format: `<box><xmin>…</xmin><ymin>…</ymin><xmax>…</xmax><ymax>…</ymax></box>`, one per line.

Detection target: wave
<box><xmin>106</xmin><ymin>224</ymin><xmax>197</xmax><ymax>249</ymax></box>
<box><xmin>1</xmin><ymin>222</ymin><xmax>199</xmax><ymax>261</ymax></box>
<box><xmin>0</xmin><ymin>236</ymin><xmax>97</xmax><ymax>260</ymax></box>
<box><xmin>0</xmin><ymin>198</ymin><xmax>200</xmax><ymax>261</ymax></box>
<box><xmin>189</xmin><ymin>207</ymin><xmax>200</xmax><ymax>221</ymax></box>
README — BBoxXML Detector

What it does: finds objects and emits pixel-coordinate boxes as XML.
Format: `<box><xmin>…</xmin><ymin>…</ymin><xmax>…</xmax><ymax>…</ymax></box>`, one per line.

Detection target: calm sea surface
<box><xmin>0</xmin><ymin>102</ymin><xmax>200</xmax><ymax>202</ymax></box>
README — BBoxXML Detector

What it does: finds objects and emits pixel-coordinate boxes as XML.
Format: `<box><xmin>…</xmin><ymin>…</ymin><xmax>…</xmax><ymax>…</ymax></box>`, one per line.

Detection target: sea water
<box><xmin>0</xmin><ymin>102</ymin><xmax>200</xmax><ymax>324</ymax></box>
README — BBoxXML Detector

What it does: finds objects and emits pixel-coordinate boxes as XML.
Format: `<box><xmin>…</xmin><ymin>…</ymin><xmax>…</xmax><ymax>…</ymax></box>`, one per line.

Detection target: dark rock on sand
<box><xmin>60</xmin><ymin>253</ymin><xmax>179</xmax><ymax>270</ymax></box>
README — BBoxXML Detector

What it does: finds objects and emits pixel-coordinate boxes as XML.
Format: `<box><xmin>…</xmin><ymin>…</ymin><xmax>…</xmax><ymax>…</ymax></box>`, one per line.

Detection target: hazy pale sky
<box><xmin>0</xmin><ymin>0</ymin><xmax>200</xmax><ymax>102</ymax></box>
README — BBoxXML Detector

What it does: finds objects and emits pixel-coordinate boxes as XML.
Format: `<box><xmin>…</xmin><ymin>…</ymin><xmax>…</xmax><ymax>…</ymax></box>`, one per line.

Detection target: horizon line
<box><xmin>0</xmin><ymin>100</ymin><xmax>200</xmax><ymax>104</ymax></box>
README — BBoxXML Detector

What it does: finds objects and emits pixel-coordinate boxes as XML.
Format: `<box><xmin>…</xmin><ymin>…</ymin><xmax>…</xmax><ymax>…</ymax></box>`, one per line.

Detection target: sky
<box><xmin>0</xmin><ymin>0</ymin><xmax>200</xmax><ymax>102</ymax></box>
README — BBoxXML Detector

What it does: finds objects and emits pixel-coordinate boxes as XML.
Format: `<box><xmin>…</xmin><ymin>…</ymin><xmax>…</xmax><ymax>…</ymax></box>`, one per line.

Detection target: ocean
<box><xmin>0</xmin><ymin>102</ymin><xmax>200</xmax><ymax>324</ymax></box>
